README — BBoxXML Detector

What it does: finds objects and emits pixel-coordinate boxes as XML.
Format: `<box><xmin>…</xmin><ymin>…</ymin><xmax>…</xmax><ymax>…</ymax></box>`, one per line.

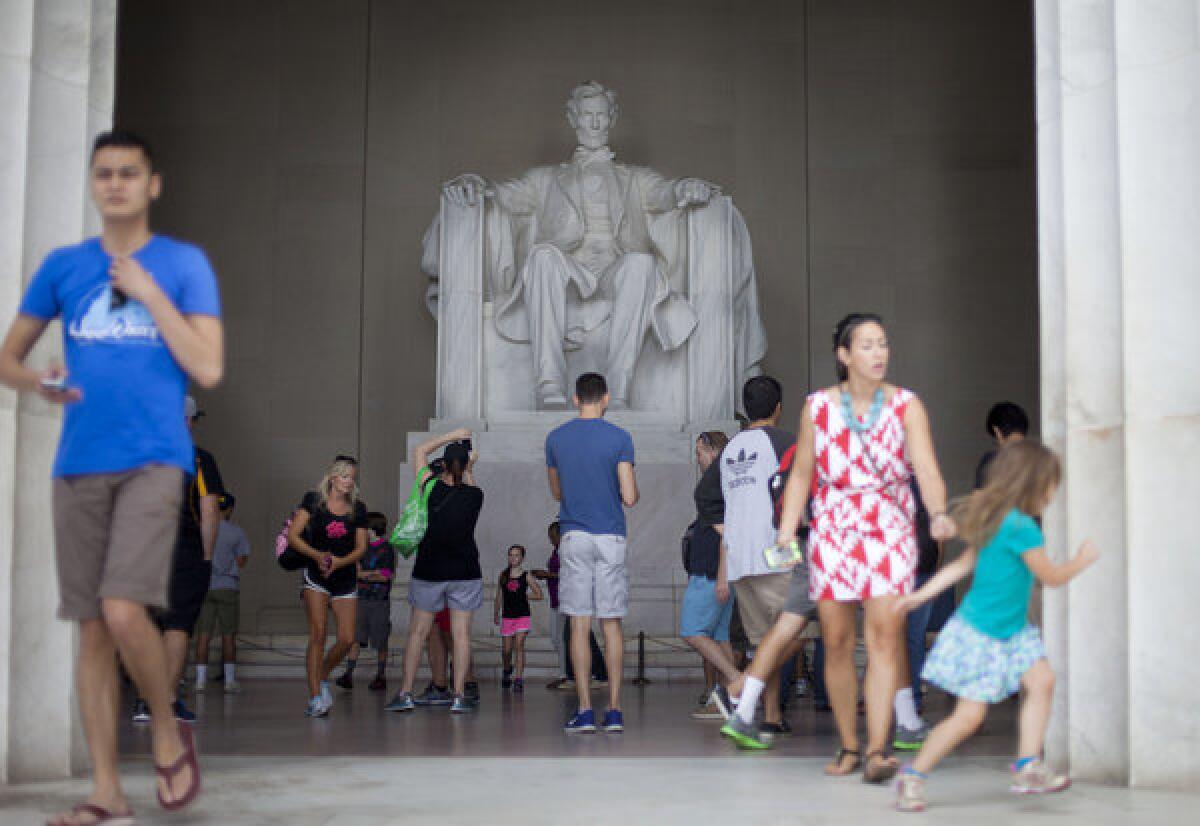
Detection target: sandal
<box><xmin>155</xmin><ymin>721</ymin><xmax>202</xmax><ymax>811</ymax></box>
<box><xmin>863</xmin><ymin>749</ymin><xmax>900</xmax><ymax>784</ymax></box>
<box><xmin>824</xmin><ymin>747</ymin><xmax>862</xmax><ymax>776</ymax></box>
<box><xmin>46</xmin><ymin>803</ymin><xmax>135</xmax><ymax>825</ymax></box>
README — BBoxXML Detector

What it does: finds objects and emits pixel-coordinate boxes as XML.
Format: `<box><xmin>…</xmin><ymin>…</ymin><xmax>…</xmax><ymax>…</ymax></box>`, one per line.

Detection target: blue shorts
<box><xmin>679</xmin><ymin>575</ymin><xmax>734</xmax><ymax>642</ymax></box>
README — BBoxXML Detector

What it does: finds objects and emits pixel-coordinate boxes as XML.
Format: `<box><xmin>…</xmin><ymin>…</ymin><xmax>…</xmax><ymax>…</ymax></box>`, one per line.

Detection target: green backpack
<box><xmin>391</xmin><ymin>475</ymin><xmax>437</xmax><ymax>558</ymax></box>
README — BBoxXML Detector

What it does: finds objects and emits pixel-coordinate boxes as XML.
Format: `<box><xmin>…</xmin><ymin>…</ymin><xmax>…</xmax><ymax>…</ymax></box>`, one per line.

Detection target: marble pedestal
<box><xmin>396</xmin><ymin>418</ymin><xmax>736</xmax><ymax>645</ymax></box>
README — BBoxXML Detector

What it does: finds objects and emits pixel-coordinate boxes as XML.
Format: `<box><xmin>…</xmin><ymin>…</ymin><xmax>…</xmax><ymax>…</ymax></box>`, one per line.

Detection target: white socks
<box><xmin>195</xmin><ymin>664</ymin><xmax>207</xmax><ymax>683</ymax></box>
<box><xmin>224</xmin><ymin>663</ymin><xmax>236</xmax><ymax>683</ymax></box>
<box><xmin>894</xmin><ymin>687</ymin><xmax>924</xmax><ymax>729</ymax></box>
<box><xmin>735</xmin><ymin>676</ymin><xmax>765</xmax><ymax>725</ymax></box>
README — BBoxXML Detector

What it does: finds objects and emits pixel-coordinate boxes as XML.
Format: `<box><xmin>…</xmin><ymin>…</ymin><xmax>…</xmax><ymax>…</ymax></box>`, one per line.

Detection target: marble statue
<box><xmin>421</xmin><ymin>81</ymin><xmax>766</xmax><ymax>411</ymax></box>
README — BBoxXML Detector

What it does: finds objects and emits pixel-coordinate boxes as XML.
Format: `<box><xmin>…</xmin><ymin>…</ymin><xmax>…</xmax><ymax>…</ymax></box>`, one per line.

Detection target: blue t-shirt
<box><xmin>957</xmin><ymin>509</ymin><xmax>1044</xmax><ymax>639</ymax></box>
<box><xmin>19</xmin><ymin>235</ymin><xmax>221</xmax><ymax>477</ymax></box>
<box><xmin>545</xmin><ymin>417</ymin><xmax>635</xmax><ymax>537</ymax></box>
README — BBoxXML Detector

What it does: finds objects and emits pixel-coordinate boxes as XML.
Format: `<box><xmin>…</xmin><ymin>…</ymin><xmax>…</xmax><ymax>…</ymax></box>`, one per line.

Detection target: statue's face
<box><xmin>571</xmin><ymin>95</ymin><xmax>613</xmax><ymax>149</ymax></box>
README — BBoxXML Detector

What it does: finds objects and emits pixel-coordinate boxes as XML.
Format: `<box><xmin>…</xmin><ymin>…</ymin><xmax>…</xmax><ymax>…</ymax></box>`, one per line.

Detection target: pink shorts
<box><xmin>500</xmin><ymin>616</ymin><xmax>531</xmax><ymax>637</ymax></box>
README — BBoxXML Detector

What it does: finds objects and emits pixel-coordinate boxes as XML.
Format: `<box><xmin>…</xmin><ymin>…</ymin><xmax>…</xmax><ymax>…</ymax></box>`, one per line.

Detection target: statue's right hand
<box><xmin>443</xmin><ymin>174</ymin><xmax>487</xmax><ymax>207</ymax></box>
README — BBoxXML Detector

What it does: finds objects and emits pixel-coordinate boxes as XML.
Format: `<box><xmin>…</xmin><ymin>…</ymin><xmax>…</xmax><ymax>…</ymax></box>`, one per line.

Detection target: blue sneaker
<box><xmin>172</xmin><ymin>699</ymin><xmax>196</xmax><ymax>723</ymax></box>
<box><xmin>385</xmin><ymin>691</ymin><xmax>415</xmax><ymax>712</ymax></box>
<box><xmin>449</xmin><ymin>694</ymin><xmax>474</xmax><ymax>714</ymax></box>
<box><xmin>602</xmin><ymin>709</ymin><xmax>624</xmax><ymax>732</ymax></box>
<box><xmin>564</xmin><ymin>709</ymin><xmax>596</xmax><ymax>733</ymax></box>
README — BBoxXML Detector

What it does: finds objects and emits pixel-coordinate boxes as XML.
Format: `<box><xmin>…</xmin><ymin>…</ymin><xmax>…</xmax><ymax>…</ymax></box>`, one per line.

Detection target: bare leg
<box><xmin>345</xmin><ymin>642</ymin><xmax>361</xmax><ymax>667</ymax></box>
<box><xmin>322</xmin><ymin>599</ymin><xmax>356</xmax><ymax>679</ymax></box>
<box><xmin>515</xmin><ymin>632</ymin><xmax>528</xmax><ymax>680</ymax></box>
<box><xmin>101</xmin><ymin>599</ymin><xmax>191</xmax><ymax>806</ymax></box>
<box><xmin>570</xmin><ymin>615</ymin><xmax>593</xmax><ymax>711</ymax></box>
<box><xmin>448</xmin><ymin>610</ymin><xmax>472</xmax><ymax>696</ymax></box>
<box><xmin>819</xmin><ymin>600</ymin><xmax>861</xmax><ymax>773</ymax></box>
<box><xmin>163</xmin><ymin>629</ymin><xmax>190</xmax><ymax>696</ymax></box>
<box><xmin>302</xmin><ymin>589</ymin><xmax>329</xmax><ymax>698</ymax></box>
<box><xmin>913</xmin><ymin>699</ymin><xmax>988</xmax><ymax>774</ymax></box>
<box><xmin>703</xmin><ymin>660</ymin><xmax>715</xmax><ymax>696</ymax></box>
<box><xmin>502</xmin><ymin>635</ymin><xmax>513</xmax><ymax>674</ymax></box>
<box><xmin>64</xmin><ymin>619</ymin><xmax>128</xmax><ymax>817</ymax></box>
<box><xmin>745</xmin><ymin>613</ymin><xmax>808</xmax><ymax>684</ymax></box>
<box><xmin>427</xmin><ymin>621</ymin><xmax>447</xmax><ymax>686</ymax></box>
<box><xmin>863</xmin><ymin>596</ymin><xmax>904</xmax><ymax>767</ymax></box>
<box><xmin>193</xmin><ymin>631</ymin><xmax>211</xmax><ymax>676</ymax></box>
<box><xmin>1017</xmin><ymin>659</ymin><xmax>1056</xmax><ymax>758</ymax></box>
<box><xmin>221</xmin><ymin>634</ymin><xmax>236</xmax><ymax>667</ymax></box>
<box><xmin>600</xmin><ymin>618</ymin><xmax>623</xmax><ymax>710</ymax></box>
<box><xmin>401</xmin><ymin>609</ymin><xmax>434</xmax><ymax>693</ymax></box>
<box><xmin>684</xmin><ymin>635</ymin><xmax>742</xmax><ymax>686</ymax></box>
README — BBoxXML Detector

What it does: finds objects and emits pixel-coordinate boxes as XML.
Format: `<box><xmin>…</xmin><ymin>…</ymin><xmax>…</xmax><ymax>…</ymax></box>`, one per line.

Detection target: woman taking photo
<box><xmin>289</xmin><ymin>456</ymin><xmax>369</xmax><ymax>717</ymax></box>
<box><xmin>775</xmin><ymin>313</ymin><xmax>955</xmax><ymax>783</ymax></box>
<box><xmin>386</xmin><ymin>428</ymin><xmax>484</xmax><ymax>715</ymax></box>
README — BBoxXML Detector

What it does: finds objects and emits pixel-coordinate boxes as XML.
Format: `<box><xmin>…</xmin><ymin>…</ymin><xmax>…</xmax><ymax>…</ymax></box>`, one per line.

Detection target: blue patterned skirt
<box><xmin>921</xmin><ymin>614</ymin><xmax>1046</xmax><ymax>703</ymax></box>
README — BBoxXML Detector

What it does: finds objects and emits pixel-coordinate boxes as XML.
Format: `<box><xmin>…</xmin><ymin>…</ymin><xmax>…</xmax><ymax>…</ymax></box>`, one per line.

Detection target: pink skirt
<box><xmin>500</xmin><ymin>616</ymin><xmax>531</xmax><ymax>637</ymax></box>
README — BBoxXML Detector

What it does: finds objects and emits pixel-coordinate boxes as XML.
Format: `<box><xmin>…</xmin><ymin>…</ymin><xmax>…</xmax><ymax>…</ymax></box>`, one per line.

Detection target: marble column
<box><xmin>0</xmin><ymin>0</ymin><xmax>116</xmax><ymax>783</ymax></box>
<box><xmin>1036</xmin><ymin>0</ymin><xmax>1200</xmax><ymax>790</ymax></box>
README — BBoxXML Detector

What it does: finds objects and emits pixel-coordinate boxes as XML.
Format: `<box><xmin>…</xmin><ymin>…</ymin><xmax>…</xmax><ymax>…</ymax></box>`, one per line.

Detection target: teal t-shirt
<box><xmin>957</xmin><ymin>509</ymin><xmax>1043</xmax><ymax>639</ymax></box>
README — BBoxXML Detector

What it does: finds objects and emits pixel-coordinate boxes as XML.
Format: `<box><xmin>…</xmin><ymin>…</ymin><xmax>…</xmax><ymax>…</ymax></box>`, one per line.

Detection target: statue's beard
<box><xmin>576</xmin><ymin>130</ymin><xmax>609</xmax><ymax>150</ymax></box>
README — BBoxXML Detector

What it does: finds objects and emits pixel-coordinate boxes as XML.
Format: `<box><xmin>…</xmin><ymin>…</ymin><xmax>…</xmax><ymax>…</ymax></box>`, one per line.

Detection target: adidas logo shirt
<box><xmin>719</xmin><ymin>426</ymin><xmax>795</xmax><ymax>581</ymax></box>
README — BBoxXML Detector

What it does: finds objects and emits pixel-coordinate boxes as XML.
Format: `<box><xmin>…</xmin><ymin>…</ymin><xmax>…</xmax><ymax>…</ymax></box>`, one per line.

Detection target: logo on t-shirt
<box><xmin>68</xmin><ymin>285</ymin><xmax>161</xmax><ymax>345</ymax></box>
<box><xmin>725</xmin><ymin>447</ymin><xmax>759</xmax><ymax>488</ymax></box>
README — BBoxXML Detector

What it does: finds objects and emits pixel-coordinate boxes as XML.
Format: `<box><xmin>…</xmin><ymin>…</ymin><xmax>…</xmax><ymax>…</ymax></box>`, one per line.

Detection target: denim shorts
<box><xmin>407</xmin><ymin>577</ymin><xmax>483</xmax><ymax>613</ymax></box>
<box><xmin>679</xmin><ymin>575</ymin><xmax>734</xmax><ymax>642</ymax></box>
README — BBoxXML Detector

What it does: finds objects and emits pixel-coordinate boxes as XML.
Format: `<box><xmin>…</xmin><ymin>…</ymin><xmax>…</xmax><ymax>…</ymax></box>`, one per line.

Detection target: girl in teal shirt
<box><xmin>892</xmin><ymin>441</ymin><xmax>1100</xmax><ymax>813</ymax></box>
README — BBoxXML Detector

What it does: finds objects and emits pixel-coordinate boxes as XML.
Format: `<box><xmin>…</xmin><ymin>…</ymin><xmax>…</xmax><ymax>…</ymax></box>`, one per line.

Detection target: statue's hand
<box><xmin>443</xmin><ymin>173</ymin><xmax>489</xmax><ymax>207</ymax></box>
<box><xmin>674</xmin><ymin>178</ymin><xmax>721</xmax><ymax>209</ymax></box>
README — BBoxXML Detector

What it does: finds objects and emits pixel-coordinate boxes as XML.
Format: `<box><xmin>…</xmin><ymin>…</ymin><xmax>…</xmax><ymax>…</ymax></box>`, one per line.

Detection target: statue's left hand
<box><xmin>674</xmin><ymin>178</ymin><xmax>721</xmax><ymax>208</ymax></box>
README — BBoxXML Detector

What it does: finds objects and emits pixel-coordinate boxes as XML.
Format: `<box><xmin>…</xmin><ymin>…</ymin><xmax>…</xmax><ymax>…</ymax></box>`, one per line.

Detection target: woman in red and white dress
<box><xmin>776</xmin><ymin>313</ymin><xmax>955</xmax><ymax>782</ymax></box>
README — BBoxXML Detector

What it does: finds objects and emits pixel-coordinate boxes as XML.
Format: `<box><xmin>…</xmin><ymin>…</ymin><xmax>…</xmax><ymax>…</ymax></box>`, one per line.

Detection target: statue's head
<box><xmin>565</xmin><ymin>81</ymin><xmax>618</xmax><ymax>150</ymax></box>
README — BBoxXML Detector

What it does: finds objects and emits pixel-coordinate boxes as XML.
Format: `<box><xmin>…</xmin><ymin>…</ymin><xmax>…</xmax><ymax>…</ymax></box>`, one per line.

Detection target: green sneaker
<box><xmin>893</xmin><ymin>722</ymin><xmax>930</xmax><ymax>751</ymax></box>
<box><xmin>720</xmin><ymin>716</ymin><xmax>772</xmax><ymax>750</ymax></box>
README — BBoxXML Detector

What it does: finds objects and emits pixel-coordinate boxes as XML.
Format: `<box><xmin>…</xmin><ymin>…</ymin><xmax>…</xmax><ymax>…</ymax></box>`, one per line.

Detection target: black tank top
<box><xmin>500</xmin><ymin>571</ymin><xmax>531</xmax><ymax>618</ymax></box>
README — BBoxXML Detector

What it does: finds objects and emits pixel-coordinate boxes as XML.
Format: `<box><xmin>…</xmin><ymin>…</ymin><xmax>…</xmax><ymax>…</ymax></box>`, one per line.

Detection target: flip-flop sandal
<box><xmin>863</xmin><ymin>750</ymin><xmax>900</xmax><ymax>784</ymax></box>
<box><xmin>155</xmin><ymin>721</ymin><xmax>202</xmax><ymax>811</ymax></box>
<box><xmin>46</xmin><ymin>802</ymin><xmax>135</xmax><ymax>825</ymax></box>
<box><xmin>825</xmin><ymin>747</ymin><xmax>862</xmax><ymax>776</ymax></box>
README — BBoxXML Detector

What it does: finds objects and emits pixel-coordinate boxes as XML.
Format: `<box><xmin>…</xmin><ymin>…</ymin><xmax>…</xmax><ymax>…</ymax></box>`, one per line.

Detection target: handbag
<box><xmin>390</xmin><ymin>475</ymin><xmax>439</xmax><ymax>559</ymax></box>
<box><xmin>275</xmin><ymin>504</ymin><xmax>313</xmax><ymax>571</ymax></box>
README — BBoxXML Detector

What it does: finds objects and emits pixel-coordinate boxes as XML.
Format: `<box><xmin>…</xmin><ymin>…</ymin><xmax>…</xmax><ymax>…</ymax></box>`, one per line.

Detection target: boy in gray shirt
<box><xmin>194</xmin><ymin>494</ymin><xmax>250</xmax><ymax>692</ymax></box>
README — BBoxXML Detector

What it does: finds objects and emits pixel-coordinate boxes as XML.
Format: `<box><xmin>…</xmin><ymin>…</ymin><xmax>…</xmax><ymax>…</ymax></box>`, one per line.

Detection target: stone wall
<box><xmin>114</xmin><ymin>0</ymin><xmax>1039</xmax><ymax>638</ymax></box>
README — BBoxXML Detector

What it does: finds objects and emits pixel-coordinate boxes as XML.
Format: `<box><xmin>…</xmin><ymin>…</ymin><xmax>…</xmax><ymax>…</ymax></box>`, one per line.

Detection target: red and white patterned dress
<box><xmin>808</xmin><ymin>387</ymin><xmax>917</xmax><ymax>601</ymax></box>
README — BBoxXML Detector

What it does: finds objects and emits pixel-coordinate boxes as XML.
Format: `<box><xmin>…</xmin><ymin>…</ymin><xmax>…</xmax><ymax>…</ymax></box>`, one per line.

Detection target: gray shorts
<box><xmin>559</xmin><ymin>531</ymin><xmax>628</xmax><ymax>619</ymax></box>
<box><xmin>407</xmin><ymin>577</ymin><xmax>483</xmax><ymax>614</ymax></box>
<box><xmin>783</xmin><ymin>557</ymin><xmax>817</xmax><ymax>621</ymax></box>
<box><xmin>356</xmin><ymin>599</ymin><xmax>392</xmax><ymax>650</ymax></box>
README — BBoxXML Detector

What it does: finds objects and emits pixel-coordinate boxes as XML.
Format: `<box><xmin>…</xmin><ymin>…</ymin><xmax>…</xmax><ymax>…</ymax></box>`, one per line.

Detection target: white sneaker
<box><xmin>224</xmin><ymin>680</ymin><xmax>241</xmax><ymax>694</ymax></box>
<box><xmin>320</xmin><ymin>680</ymin><xmax>333</xmax><ymax>711</ymax></box>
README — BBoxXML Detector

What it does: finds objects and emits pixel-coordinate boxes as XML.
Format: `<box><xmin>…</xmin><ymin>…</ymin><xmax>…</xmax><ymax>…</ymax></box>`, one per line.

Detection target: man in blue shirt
<box><xmin>0</xmin><ymin>131</ymin><xmax>223</xmax><ymax>821</ymax></box>
<box><xmin>545</xmin><ymin>372</ymin><xmax>638</xmax><ymax>733</ymax></box>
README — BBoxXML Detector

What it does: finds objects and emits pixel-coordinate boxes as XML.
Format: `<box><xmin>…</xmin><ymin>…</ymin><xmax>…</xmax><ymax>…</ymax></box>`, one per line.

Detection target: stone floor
<box><xmin>2</xmin><ymin>680</ymin><xmax>1196</xmax><ymax>824</ymax></box>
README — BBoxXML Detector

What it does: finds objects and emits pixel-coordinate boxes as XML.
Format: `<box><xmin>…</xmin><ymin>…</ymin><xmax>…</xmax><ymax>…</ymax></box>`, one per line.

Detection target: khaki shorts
<box><xmin>53</xmin><ymin>464</ymin><xmax>183</xmax><ymax>621</ymax></box>
<box><xmin>731</xmin><ymin>572</ymin><xmax>791</xmax><ymax>646</ymax></box>
<box><xmin>196</xmin><ymin>588</ymin><xmax>240</xmax><ymax>636</ymax></box>
<box><xmin>559</xmin><ymin>531</ymin><xmax>628</xmax><ymax>619</ymax></box>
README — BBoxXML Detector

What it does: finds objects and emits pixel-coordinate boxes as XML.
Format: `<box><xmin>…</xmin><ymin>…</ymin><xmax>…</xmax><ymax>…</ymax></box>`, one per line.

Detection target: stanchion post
<box><xmin>632</xmin><ymin>630</ymin><xmax>651</xmax><ymax>686</ymax></box>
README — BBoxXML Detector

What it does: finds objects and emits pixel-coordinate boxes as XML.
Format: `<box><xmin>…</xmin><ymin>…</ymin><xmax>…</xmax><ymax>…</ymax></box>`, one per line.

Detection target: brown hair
<box><xmin>953</xmin><ymin>440</ymin><xmax>1060</xmax><ymax>550</ymax></box>
<box><xmin>698</xmin><ymin>430</ymin><xmax>730</xmax><ymax>454</ymax></box>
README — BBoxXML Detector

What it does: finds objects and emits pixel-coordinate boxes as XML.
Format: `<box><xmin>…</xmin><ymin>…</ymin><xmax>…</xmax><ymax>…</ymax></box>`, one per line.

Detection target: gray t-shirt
<box><xmin>209</xmin><ymin>520</ymin><xmax>250</xmax><ymax>591</ymax></box>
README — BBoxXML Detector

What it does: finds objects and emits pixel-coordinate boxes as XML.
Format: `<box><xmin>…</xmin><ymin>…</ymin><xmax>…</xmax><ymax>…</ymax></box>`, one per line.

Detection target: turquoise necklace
<box><xmin>840</xmin><ymin>385</ymin><xmax>885</xmax><ymax>433</ymax></box>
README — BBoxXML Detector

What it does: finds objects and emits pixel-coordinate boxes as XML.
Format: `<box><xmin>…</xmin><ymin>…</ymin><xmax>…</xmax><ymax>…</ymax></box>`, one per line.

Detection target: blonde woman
<box><xmin>288</xmin><ymin>456</ymin><xmax>369</xmax><ymax>717</ymax></box>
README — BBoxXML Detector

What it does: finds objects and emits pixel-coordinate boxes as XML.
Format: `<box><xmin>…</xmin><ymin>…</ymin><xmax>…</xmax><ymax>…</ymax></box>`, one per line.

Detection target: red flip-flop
<box><xmin>45</xmin><ymin>802</ymin><xmax>135</xmax><ymax>825</ymax></box>
<box><xmin>155</xmin><ymin>722</ymin><xmax>202</xmax><ymax>811</ymax></box>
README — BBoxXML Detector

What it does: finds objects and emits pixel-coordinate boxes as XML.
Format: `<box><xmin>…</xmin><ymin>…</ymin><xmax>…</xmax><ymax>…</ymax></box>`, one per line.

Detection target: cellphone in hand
<box><xmin>763</xmin><ymin>539</ymin><xmax>804</xmax><ymax>570</ymax></box>
<box><xmin>40</xmin><ymin>375</ymin><xmax>68</xmax><ymax>393</ymax></box>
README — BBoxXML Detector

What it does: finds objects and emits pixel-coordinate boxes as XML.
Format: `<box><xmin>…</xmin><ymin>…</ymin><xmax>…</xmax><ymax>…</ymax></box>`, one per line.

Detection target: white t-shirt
<box><xmin>719</xmin><ymin>426</ymin><xmax>794</xmax><ymax>582</ymax></box>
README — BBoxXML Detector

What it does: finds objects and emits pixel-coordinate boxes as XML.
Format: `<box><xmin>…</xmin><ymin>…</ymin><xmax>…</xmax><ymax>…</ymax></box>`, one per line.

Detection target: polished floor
<box><xmin>4</xmin><ymin>754</ymin><xmax>1198</xmax><ymax>825</ymax></box>
<box><xmin>118</xmin><ymin>678</ymin><xmax>1018</xmax><ymax>759</ymax></box>
<box><xmin>6</xmin><ymin>680</ymin><xmax>1192</xmax><ymax>824</ymax></box>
